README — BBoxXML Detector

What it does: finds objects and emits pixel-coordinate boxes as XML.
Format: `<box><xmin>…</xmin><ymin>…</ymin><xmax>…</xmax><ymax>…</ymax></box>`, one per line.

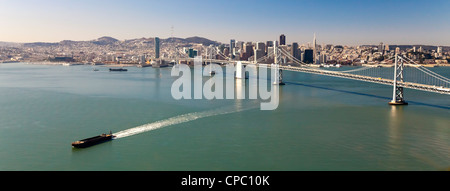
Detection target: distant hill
<box><xmin>160</xmin><ymin>36</ymin><xmax>221</xmax><ymax>46</ymax></box>
<box><xmin>23</xmin><ymin>42</ymin><xmax>58</xmax><ymax>47</ymax></box>
<box><xmin>184</xmin><ymin>36</ymin><xmax>219</xmax><ymax>45</ymax></box>
<box><xmin>12</xmin><ymin>36</ymin><xmax>221</xmax><ymax>47</ymax></box>
<box><xmin>91</xmin><ymin>36</ymin><xmax>119</xmax><ymax>45</ymax></box>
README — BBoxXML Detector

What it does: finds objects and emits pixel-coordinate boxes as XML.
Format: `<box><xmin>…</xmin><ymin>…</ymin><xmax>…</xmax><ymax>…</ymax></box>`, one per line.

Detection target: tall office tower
<box><xmin>256</xmin><ymin>42</ymin><xmax>266</xmax><ymax>54</ymax></box>
<box><xmin>188</xmin><ymin>48</ymin><xmax>197</xmax><ymax>58</ymax></box>
<box><xmin>236</xmin><ymin>41</ymin><xmax>244</xmax><ymax>50</ymax></box>
<box><xmin>378</xmin><ymin>42</ymin><xmax>384</xmax><ymax>54</ymax></box>
<box><xmin>154</xmin><ymin>37</ymin><xmax>160</xmax><ymax>59</ymax></box>
<box><xmin>240</xmin><ymin>42</ymin><xmax>254</xmax><ymax>60</ymax></box>
<box><xmin>304</xmin><ymin>49</ymin><xmax>314</xmax><ymax>63</ymax></box>
<box><xmin>437</xmin><ymin>46</ymin><xmax>442</xmax><ymax>54</ymax></box>
<box><xmin>266</xmin><ymin>41</ymin><xmax>274</xmax><ymax>53</ymax></box>
<box><xmin>313</xmin><ymin>33</ymin><xmax>317</xmax><ymax>61</ymax></box>
<box><xmin>320</xmin><ymin>54</ymin><xmax>327</xmax><ymax>64</ymax></box>
<box><xmin>280</xmin><ymin>34</ymin><xmax>286</xmax><ymax>45</ymax></box>
<box><xmin>268</xmin><ymin>47</ymin><xmax>274</xmax><ymax>58</ymax></box>
<box><xmin>413</xmin><ymin>46</ymin><xmax>416</xmax><ymax>52</ymax></box>
<box><xmin>230</xmin><ymin>39</ymin><xmax>236</xmax><ymax>59</ymax></box>
<box><xmin>291</xmin><ymin>42</ymin><xmax>299</xmax><ymax>60</ymax></box>
<box><xmin>254</xmin><ymin>48</ymin><xmax>265</xmax><ymax>62</ymax></box>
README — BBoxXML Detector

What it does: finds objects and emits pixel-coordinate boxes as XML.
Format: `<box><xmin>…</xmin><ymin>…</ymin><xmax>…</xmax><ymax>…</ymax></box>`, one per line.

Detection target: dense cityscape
<box><xmin>1</xmin><ymin>34</ymin><xmax>449</xmax><ymax>67</ymax></box>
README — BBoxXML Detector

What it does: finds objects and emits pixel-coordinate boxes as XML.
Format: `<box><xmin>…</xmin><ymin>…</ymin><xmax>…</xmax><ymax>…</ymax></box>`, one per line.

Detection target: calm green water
<box><xmin>0</xmin><ymin>63</ymin><xmax>448</xmax><ymax>170</ymax></box>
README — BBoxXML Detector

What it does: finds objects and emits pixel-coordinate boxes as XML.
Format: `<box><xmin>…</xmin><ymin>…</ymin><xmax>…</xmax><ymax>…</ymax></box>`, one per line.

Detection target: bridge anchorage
<box><xmin>389</xmin><ymin>54</ymin><xmax>408</xmax><ymax>105</ymax></box>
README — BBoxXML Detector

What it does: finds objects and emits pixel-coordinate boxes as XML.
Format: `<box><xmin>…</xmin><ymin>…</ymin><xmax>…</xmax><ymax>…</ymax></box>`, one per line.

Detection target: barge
<box><xmin>71</xmin><ymin>131</ymin><xmax>115</xmax><ymax>148</ymax></box>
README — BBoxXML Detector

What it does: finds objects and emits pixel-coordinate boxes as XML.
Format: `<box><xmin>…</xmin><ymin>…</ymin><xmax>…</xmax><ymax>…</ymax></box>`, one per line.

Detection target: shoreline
<box><xmin>4</xmin><ymin>61</ymin><xmax>450</xmax><ymax>68</ymax></box>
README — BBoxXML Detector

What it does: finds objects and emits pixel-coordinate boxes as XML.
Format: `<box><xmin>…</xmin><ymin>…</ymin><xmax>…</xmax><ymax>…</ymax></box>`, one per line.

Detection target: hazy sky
<box><xmin>1</xmin><ymin>0</ymin><xmax>449</xmax><ymax>45</ymax></box>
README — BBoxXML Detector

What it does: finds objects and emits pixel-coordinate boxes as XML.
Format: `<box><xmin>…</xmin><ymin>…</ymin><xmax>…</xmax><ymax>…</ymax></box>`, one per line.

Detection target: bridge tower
<box><xmin>273</xmin><ymin>42</ymin><xmax>285</xmax><ymax>85</ymax></box>
<box><xmin>389</xmin><ymin>54</ymin><xmax>408</xmax><ymax>105</ymax></box>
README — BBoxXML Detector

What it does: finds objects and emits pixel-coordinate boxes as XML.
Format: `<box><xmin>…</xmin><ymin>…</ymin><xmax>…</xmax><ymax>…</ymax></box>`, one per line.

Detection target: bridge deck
<box><xmin>277</xmin><ymin>65</ymin><xmax>450</xmax><ymax>95</ymax></box>
<box><xmin>176</xmin><ymin>58</ymin><xmax>450</xmax><ymax>95</ymax></box>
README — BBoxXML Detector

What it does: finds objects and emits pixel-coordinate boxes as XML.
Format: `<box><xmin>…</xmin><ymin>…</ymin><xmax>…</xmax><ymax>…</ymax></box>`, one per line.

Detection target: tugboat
<box><xmin>71</xmin><ymin>131</ymin><xmax>115</xmax><ymax>148</ymax></box>
<box><xmin>109</xmin><ymin>68</ymin><xmax>127</xmax><ymax>72</ymax></box>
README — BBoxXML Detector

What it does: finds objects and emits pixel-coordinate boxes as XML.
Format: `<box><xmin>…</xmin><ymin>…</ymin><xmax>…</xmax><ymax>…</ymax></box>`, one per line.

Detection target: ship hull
<box><xmin>109</xmin><ymin>68</ymin><xmax>127</xmax><ymax>71</ymax></box>
<box><xmin>71</xmin><ymin>134</ymin><xmax>114</xmax><ymax>148</ymax></box>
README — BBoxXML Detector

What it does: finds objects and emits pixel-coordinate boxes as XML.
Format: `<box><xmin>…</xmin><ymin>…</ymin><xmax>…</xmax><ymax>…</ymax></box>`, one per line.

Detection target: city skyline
<box><xmin>1</xmin><ymin>0</ymin><xmax>450</xmax><ymax>45</ymax></box>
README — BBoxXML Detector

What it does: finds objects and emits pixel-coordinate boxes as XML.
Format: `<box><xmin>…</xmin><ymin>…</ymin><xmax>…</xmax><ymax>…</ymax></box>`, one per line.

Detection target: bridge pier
<box><xmin>389</xmin><ymin>54</ymin><xmax>408</xmax><ymax>105</ymax></box>
<box><xmin>235</xmin><ymin>61</ymin><xmax>246</xmax><ymax>79</ymax></box>
<box><xmin>273</xmin><ymin>66</ymin><xmax>285</xmax><ymax>85</ymax></box>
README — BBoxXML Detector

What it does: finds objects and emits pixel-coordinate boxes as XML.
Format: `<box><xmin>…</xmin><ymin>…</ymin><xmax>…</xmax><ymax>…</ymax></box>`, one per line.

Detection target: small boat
<box><xmin>93</xmin><ymin>68</ymin><xmax>99</xmax><ymax>71</ymax></box>
<box><xmin>71</xmin><ymin>131</ymin><xmax>115</xmax><ymax>148</ymax></box>
<box><xmin>109</xmin><ymin>68</ymin><xmax>127</xmax><ymax>72</ymax></box>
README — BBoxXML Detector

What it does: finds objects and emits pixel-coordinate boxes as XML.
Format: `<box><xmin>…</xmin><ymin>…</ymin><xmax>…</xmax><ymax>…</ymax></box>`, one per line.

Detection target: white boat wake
<box><xmin>113</xmin><ymin>105</ymin><xmax>255</xmax><ymax>139</ymax></box>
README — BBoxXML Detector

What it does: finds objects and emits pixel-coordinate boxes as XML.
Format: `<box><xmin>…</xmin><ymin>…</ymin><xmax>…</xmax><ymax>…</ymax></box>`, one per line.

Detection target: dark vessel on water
<box><xmin>109</xmin><ymin>68</ymin><xmax>127</xmax><ymax>71</ymax></box>
<box><xmin>71</xmin><ymin>131</ymin><xmax>115</xmax><ymax>148</ymax></box>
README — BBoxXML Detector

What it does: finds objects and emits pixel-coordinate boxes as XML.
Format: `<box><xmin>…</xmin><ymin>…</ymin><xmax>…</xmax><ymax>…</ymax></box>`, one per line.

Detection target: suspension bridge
<box><xmin>172</xmin><ymin>43</ymin><xmax>450</xmax><ymax>105</ymax></box>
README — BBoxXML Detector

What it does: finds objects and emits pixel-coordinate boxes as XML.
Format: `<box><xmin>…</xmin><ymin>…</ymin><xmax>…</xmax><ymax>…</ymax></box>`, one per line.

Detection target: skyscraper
<box><xmin>313</xmin><ymin>33</ymin><xmax>317</xmax><ymax>61</ymax></box>
<box><xmin>154</xmin><ymin>37</ymin><xmax>160</xmax><ymax>59</ymax></box>
<box><xmin>280</xmin><ymin>34</ymin><xmax>286</xmax><ymax>45</ymax></box>
<box><xmin>188</xmin><ymin>48</ymin><xmax>197</xmax><ymax>58</ymax></box>
<box><xmin>304</xmin><ymin>49</ymin><xmax>314</xmax><ymax>64</ymax></box>
<box><xmin>256</xmin><ymin>42</ymin><xmax>266</xmax><ymax>55</ymax></box>
<box><xmin>291</xmin><ymin>42</ymin><xmax>299</xmax><ymax>60</ymax></box>
<box><xmin>230</xmin><ymin>39</ymin><xmax>236</xmax><ymax>59</ymax></box>
<box><xmin>242</xmin><ymin>42</ymin><xmax>254</xmax><ymax>60</ymax></box>
<box><xmin>378</xmin><ymin>42</ymin><xmax>384</xmax><ymax>54</ymax></box>
<box><xmin>266</xmin><ymin>41</ymin><xmax>274</xmax><ymax>53</ymax></box>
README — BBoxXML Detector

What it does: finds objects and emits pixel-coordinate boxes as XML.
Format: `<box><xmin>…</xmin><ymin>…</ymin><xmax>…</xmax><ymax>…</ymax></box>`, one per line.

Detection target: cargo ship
<box><xmin>109</xmin><ymin>68</ymin><xmax>127</xmax><ymax>71</ymax></box>
<box><xmin>71</xmin><ymin>131</ymin><xmax>115</xmax><ymax>148</ymax></box>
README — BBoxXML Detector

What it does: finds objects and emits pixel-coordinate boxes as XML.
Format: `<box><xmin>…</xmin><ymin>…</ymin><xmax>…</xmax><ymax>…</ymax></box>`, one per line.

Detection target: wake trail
<box><xmin>113</xmin><ymin>105</ymin><xmax>256</xmax><ymax>139</ymax></box>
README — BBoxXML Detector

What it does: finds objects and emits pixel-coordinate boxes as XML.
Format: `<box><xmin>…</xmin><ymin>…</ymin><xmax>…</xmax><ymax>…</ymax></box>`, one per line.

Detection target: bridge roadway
<box><xmin>276</xmin><ymin>65</ymin><xmax>450</xmax><ymax>95</ymax></box>
<box><xmin>173</xmin><ymin>58</ymin><xmax>450</xmax><ymax>95</ymax></box>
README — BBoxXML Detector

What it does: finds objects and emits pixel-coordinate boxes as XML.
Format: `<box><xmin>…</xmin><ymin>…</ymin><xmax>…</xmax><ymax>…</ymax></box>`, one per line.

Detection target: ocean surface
<box><xmin>0</xmin><ymin>63</ymin><xmax>448</xmax><ymax>170</ymax></box>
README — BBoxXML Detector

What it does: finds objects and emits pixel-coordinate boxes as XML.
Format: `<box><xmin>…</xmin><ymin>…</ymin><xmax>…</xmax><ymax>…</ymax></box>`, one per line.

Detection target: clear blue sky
<box><xmin>1</xmin><ymin>0</ymin><xmax>449</xmax><ymax>45</ymax></box>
